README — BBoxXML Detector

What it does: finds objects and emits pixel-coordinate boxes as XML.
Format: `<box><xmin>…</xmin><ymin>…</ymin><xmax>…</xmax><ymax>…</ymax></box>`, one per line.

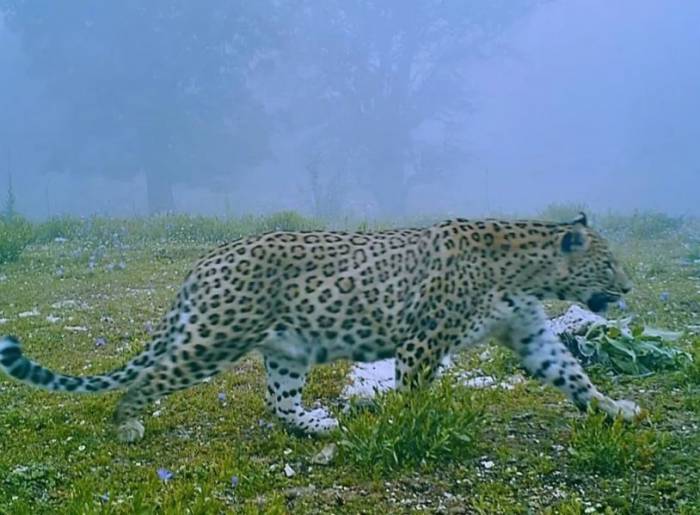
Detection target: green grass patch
<box><xmin>338</xmin><ymin>376</ymin><xmax>483</xmax><ymax>477</ymax></box>
<box><xmin>568</xmin><ymin>411</ymin><xmax>665</xmax><ymax>476</ymax></box>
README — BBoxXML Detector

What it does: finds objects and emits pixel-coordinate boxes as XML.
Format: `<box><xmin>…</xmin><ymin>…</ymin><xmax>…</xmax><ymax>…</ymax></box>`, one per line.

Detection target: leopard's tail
<box><xmin>0</xmin><ymin>335</ymin><xmax>146</xmax><ymax>393</ymax></box>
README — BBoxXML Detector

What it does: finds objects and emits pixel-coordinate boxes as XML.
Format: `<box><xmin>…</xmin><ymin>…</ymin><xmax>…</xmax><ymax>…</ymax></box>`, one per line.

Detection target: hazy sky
<box><xmin>463</xmin><ymin>0</ymin><xmax>700</xmax><ymax>216</ymax></box>
<box><xmin>1</xmin><ymin>0</ymin><xmax>698</xmax><ymax>219</ymax></box>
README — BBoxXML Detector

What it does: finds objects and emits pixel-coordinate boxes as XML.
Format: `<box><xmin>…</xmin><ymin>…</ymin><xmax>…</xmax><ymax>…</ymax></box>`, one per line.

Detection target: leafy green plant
<box><xmin>338</xmin><ymin>375</ymin><xmax>483</xmax><ymax>477</ymax></box>
<box><xmin>568</xmin><ymin>411</ymin><xmax>664</xmax><ymax>476</ymax></box>
<box><xmin>562</xmin><ymin>320</ymin><xmax>692</xmax><ymax>376</ymax></box>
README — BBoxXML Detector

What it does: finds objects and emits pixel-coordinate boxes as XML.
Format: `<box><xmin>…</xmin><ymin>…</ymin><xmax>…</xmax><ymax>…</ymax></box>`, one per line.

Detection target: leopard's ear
<box><xmin>572</xmin><ymin>212</ymin><xmax>588</xmax><ymax>227</ymax></box>
<box><xmin>561</xmin><ymin>226</ymin><xmax>589</xmax><ymax>254</ymax></box>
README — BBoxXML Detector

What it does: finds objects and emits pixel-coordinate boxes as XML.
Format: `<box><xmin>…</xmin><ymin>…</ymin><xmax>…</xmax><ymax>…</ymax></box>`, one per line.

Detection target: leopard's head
<box><xmin>549</xmin><ymin>213</ymin><xmax>632</xmax><ymax>313</ymax></box>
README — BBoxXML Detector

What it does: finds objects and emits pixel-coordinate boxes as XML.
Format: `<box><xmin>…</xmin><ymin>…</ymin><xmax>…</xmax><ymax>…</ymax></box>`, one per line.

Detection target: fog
<box><xmin>1</xmin><ymin>0</ymin><xmax>698</xmax><ymax>220</ymax></box>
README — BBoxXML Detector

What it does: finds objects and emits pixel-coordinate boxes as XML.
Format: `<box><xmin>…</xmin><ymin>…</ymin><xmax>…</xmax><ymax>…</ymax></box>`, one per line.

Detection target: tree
<box><xmin>250</xmin><ymin>0</ymin><xmax>543</xmax><ymax>216</ymax></box>
<box><xmin>2</xmin><ymin>173</ymin><xmax>16</xmax><ymax>221</ymax></box>
<box><xmin>3</xmin><ymin>1</ymin><xmax>272</xmax><ymax>213</ymax></box>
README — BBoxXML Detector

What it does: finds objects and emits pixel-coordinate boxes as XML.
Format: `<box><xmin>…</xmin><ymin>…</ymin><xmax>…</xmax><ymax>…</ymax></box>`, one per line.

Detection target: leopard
<box><xmin>0</xmin><ymin>212</ymin><xmax>642</xmax><ymax>443</ymax></box>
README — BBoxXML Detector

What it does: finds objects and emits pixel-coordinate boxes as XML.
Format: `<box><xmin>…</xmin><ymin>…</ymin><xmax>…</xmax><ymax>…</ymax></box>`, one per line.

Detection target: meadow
<box><xmin>0</xmin><ymin>211</ymin><xmax>699</xmax><ymax>514</ymax></box>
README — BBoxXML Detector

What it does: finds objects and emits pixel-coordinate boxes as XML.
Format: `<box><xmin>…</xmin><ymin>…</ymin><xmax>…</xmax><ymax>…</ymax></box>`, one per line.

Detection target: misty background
<box><xmin>1</xmin><ymin>0</ymin><xmax>698</xmax><ymax>221</ymax></box>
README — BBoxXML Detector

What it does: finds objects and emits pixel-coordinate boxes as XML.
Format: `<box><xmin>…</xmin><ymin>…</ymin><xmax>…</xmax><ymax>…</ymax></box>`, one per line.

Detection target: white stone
<box><xmin>283</xmin><ymin>464</ymin><xmax>296</xmax><ymax>477</ymax></box>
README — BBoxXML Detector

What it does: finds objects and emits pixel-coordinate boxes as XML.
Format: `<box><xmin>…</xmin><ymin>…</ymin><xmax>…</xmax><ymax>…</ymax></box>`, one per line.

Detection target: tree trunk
<box><xmin>367</xmin><ymin>145</ymin><xmax>409</xmax><ymax>218</ymax></box>
<box><xmin>146</xmin><ymin>171</ymin><xmax>175</xmax><ymax>215</ymax></box>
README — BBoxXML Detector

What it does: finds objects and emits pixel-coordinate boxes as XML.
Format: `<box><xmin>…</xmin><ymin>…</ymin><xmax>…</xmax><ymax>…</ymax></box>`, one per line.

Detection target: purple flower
<box><xmin>157</xmin><ymin>468</ymin><xmax>173</xmax><ymax>481</ymax></box>
<box><xmin>231</xmin><ymin>475</ymin><xmax>239</xmax><ymax>488</ymax></box>
<box><xmin>218</xmin><ymin>392</ymin><xmax>227</xmax><ymax>403</ymax></box>
<box><xmin>99</xmin><ymin>492</ymin><xmax>110</xmax><ymax>502</ymax></box>
<box><xmin>660</xmin><ymin>292</ymin><xmax>670</xmax><ymax>302</ymax></box>
<box><xmin>617</xmin><ymin>299</ymin><xmax>628</xmax><ymax>311</ymax></box>
<box><xmin>95</xmin><ymin>337</ymin><xmax>107</xmax><ymax>347</ymax></box>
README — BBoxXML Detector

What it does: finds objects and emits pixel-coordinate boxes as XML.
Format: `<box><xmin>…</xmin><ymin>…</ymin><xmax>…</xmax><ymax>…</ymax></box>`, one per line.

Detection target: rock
<box><xmin>283</xmin><ymin>464</ymin><xmax>296</xmax><ymax>478</ymax></box>
<box><xmin>284</xmin><ymin>485</ymin><xmax>316</xmax><ymax>498</ymax></box>
<box><xmin>462</xmin><ymin>375</ymin><xmax>496</xmax><ymax>388</ymax></box>
<box><xmin>341</xmin><ymin>359</ymin><xmax>396</xmax><ymax>399</ymax></box>
<box><xmin>64</xmin><ymin>326</ymin><xmax>88</xmax><ymax>332</ymax></box>
<box><xmin>51</xmin><ymin>300</ymin><xmax>89</xmax><ymax>310</ymax></box>
<box><xmin>311</xmin><ymin>443</ymin><xmax>337</xmax><ymax>465</ymax></box>
<box><xmin>547</xmin><ymin>305</ymin><xmax>607</xmax><ymax>336</ymax></box>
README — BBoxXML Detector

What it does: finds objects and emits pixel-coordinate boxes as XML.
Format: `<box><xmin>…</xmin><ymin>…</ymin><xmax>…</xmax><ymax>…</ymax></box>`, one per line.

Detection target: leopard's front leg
<box><xmin>504</xmin><ymin>305</ymin><xmax>642</xmax><ymax>421</ymax></box>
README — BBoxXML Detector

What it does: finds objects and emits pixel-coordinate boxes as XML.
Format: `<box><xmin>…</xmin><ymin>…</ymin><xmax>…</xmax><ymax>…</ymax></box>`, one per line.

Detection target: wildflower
<box><xmin>157</xmin><ymin>468</ymin><xmax>173</xmax><ymax>481</ymax></box>
<box><xmin>659</xmin><ymin>292</ymin><xmax>670</xmax><ymax>302</ymax></box>
<box><xmin>95</xmin><ymin>337</ymin><xmax>107</xmax><ymax>347</ymax></box>
<box><xmin>617</xmin><ymin>299</ymin><xmax>628</xmax><ymax>311</ymax></box>
<box><xmin>231</xmin><ymin>475</ymin><xmax>239</xmax><ymax>488</ymax></box>
<box><xmin>218</xmin><ymin>392</ymin><xmax>227</xmax><ymax>403</ymax></box>
<box><xmin>99</xmin><ymin>492</ymin><xmax>110</xmax><ymax>503</ymax></box>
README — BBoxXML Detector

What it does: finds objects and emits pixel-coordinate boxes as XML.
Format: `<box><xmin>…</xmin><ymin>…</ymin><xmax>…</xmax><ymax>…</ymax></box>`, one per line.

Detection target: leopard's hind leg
<box><xmin>263</xmin><ymin>349</ymin><xmax>338</xmax><ymax>435</ymax></box>
<box><xmin>114</xmin><ymin>343</ymin><xmax>250</xmax><ymax>442</ymax></box>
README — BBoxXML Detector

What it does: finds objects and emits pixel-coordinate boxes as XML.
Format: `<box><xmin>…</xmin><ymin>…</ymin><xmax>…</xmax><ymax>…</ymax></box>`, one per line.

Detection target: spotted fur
<box><xmin>0</xmin><ymin>213</ymin><xmax>641</xmax><ymax>442</ymax></box>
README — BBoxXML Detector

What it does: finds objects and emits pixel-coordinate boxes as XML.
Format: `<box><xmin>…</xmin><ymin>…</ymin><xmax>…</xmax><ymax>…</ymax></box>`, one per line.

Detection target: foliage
<box><xmin>2</xmin><ymin>174</ymin><xmax>17</xmax><ymax>222</ymax></box>
<box><xmin>568</xmin><ymin>411</ymin><xmax>664</xmax><ymax>476</ymax></box>
<box><xmin>242</xmin><ymin>0</ymin><xmax>545</xmax><ymax>216</ymax></box>
<box><xmin>562</xmin><ymin>320</ymin><xmax>692</xmax><ymax>376</ymax></box>
<box><xmin>0</xmin><ymin>215</ymin><xmax>33</xmax><ymax>264</ymax></box>
<box><xmin>4</xmin><ymin>1</ymin><xmax>271</xmax><ymax>213</ymax></box>
<box><xmin>338</xmin><ymin>375</ymin><xmax>482</xmax><ymax>477</ymax></box>
<box><xmin>32</xmin><ymin>216</ymin><xmax>84</xmax><ymax>243</ymax></box>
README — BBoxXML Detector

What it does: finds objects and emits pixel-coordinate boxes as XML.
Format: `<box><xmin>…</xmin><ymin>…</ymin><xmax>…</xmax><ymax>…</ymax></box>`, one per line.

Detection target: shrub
<box><xmin>33</xmin><ymin>216</ymin><xmax>84</xmax><ymax>243</ymax></box>
<box><xmin>0</xmin><ymin>216</ymin><xmax>33</xmax><ymax>264</ymax></box>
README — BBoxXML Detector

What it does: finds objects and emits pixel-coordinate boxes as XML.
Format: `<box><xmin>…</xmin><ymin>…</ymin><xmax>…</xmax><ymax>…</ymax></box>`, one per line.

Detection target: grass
<box><xmin>568</xmin><ymin>411</ymin><xmax>666</xmax><ymax>476</ymax></box>
<box><xmin>1</xmin><ymin>211</ymin><xmax>699</xmax><ymax>513</ymax></box>
<box><xmin>338</xmin><ymin>375</ymin><xmax>483</xmax><ymax>477</ymax></box>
